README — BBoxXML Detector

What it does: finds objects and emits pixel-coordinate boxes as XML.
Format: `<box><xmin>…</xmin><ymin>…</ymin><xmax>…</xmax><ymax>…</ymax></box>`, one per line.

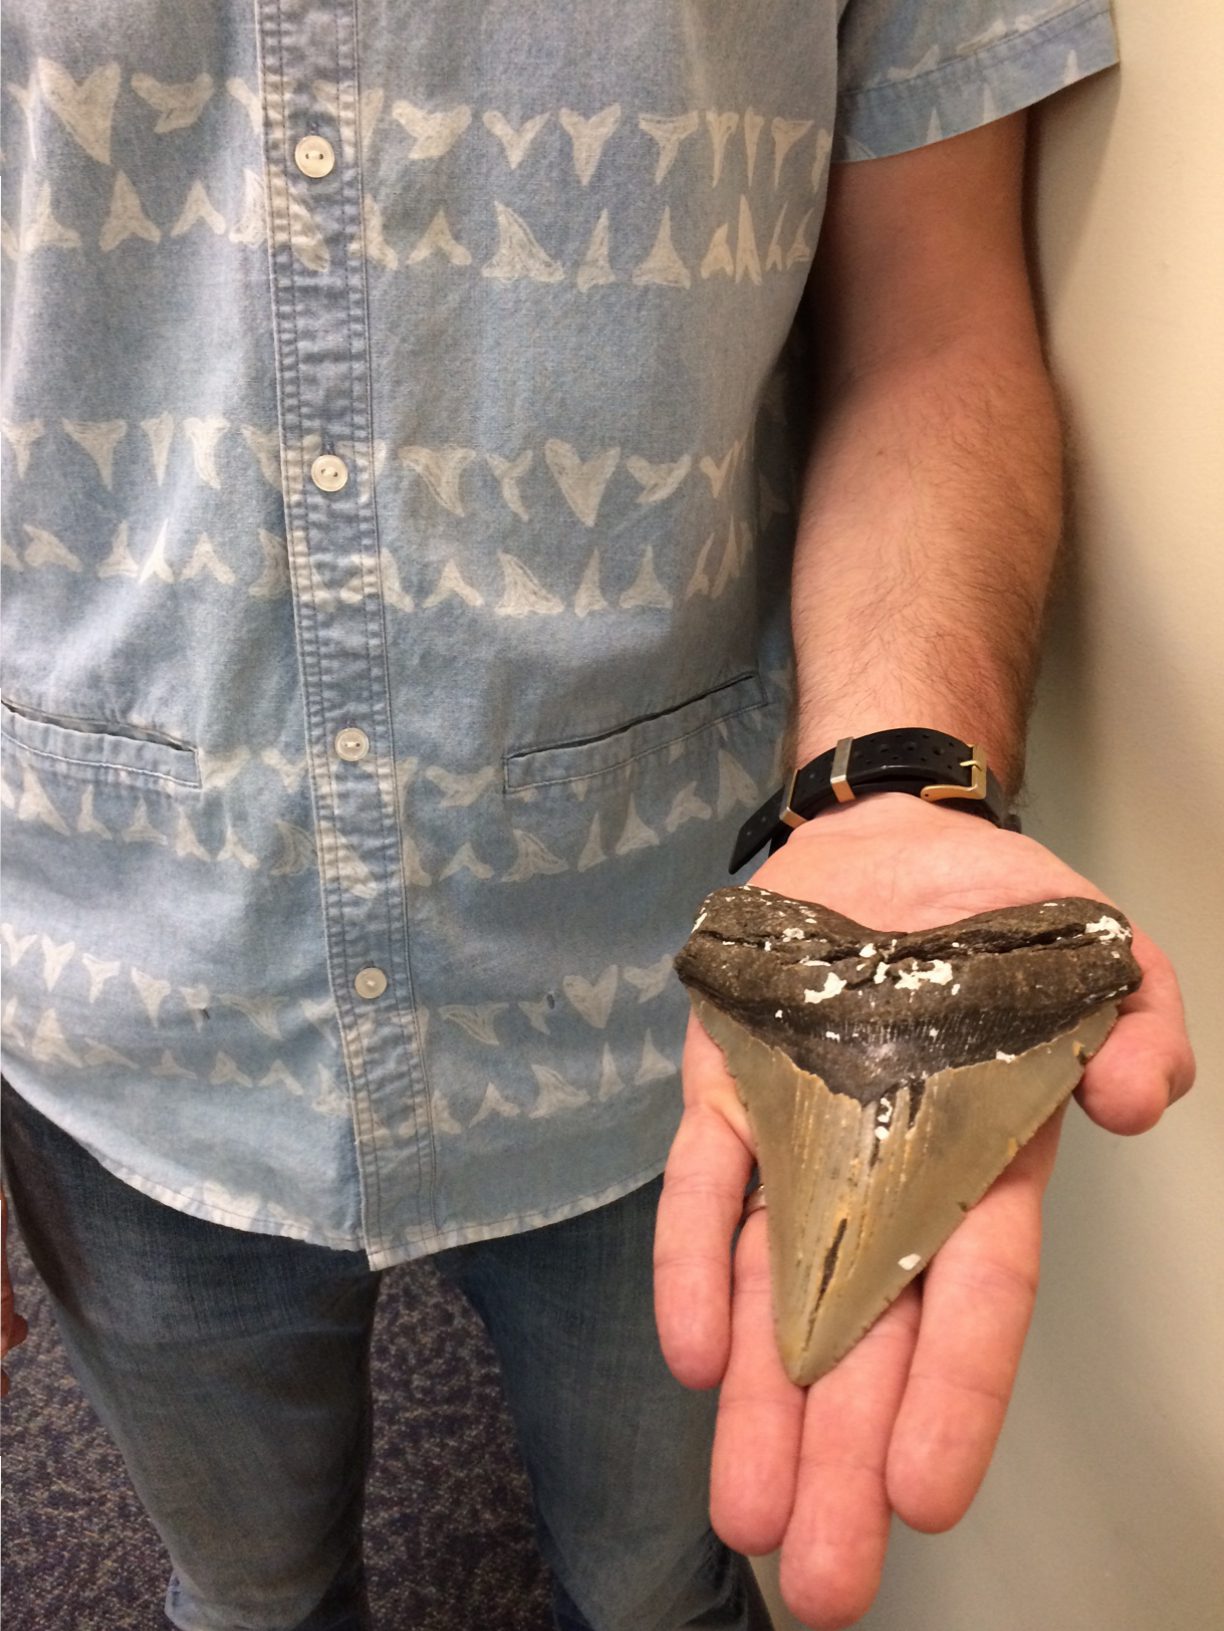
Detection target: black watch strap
<box><xmin>729</xmin><ymin>728</ymin><xmax>1015</xmax><ymax>874</ymax></box>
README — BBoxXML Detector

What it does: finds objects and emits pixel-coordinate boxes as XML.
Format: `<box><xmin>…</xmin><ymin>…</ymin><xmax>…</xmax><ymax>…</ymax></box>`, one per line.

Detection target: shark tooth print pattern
<box><xmin>1</xmin><ymin>0</ymin><xmax>1120</xmax><ymax>1266</ymax></box>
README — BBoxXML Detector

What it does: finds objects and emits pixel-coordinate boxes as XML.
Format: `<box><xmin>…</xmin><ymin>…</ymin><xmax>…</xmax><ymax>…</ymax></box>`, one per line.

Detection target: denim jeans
<box><xmin>1</xmin><ymin>1080</ymin><xmax>773</xmax><ymax>1631</ymax></box>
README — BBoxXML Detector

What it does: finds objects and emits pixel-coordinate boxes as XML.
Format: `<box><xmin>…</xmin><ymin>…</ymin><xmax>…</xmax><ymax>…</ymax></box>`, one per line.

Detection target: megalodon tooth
<box><xmin>673</xmin><ymin>888</ymin><xmax>1142</xmax><ymax>1386</ymax></box>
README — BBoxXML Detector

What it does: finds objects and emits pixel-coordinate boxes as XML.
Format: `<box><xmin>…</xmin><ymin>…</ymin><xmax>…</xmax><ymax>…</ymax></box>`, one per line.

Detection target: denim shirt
<box><xmin>1</xmin><ymin>1</ymin><xmax>1116</xmax><ymax>1267</ymax></box>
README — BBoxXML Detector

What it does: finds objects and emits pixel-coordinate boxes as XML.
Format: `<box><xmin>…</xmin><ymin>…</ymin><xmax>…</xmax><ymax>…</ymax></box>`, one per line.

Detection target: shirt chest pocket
<box><xmin>503</xmin><ymin>670</ymin><xmax>769</xmax><ymax>794</ymax></box>
<box><xmin>0</xmin><ymin>697</ymin><xmax>201</xmax><ymax>793</ymax></box>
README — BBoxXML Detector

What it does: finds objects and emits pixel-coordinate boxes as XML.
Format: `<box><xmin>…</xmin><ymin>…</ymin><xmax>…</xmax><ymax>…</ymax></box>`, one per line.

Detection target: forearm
<box><xmin>789</xmin><ymin>328</ymin><xmax>1063</xmax><ymax>798</ymax></box>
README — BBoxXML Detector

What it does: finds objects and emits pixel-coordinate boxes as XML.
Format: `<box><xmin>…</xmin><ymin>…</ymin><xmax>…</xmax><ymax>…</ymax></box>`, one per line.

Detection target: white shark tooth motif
<box><xmin>75</xmin><ymin>788</ymin><xmax>113</xmax><ymax>840</ymax></box>
<box><xmin>354</xmin><ymin>193</ymin><xmax>398</xmax><ymax>268</ymax></box>
<box><xmin>138</xmin><ymin>518</ymin><xmax>175</xmax><ymax>584</ymax></box>
<box><xmin>495</xmin><ymin>552</ymin><xmax>564</xmax><ymax>617</ymax></box>
<box><xmin>37</xmin><ymin>58</ymin><xmax>121</xmax><ymax>164</ymax></box>
<box><xmin>421</xmin><ymin>558</ymin><xmax>479</xmax><ymax>609</ymax></box>
<box><xmin>219</xmin><ymin>992</ymin><xmax>283</xmax><ymax>1039</ymax></box>
<box><xmin>518</xmin><ymin>999</ymin><xmax>552</xmax><ymax>1035</ymax></box>
<box><xmin>390</xmin><ymin>100</ymin><xmax>472</xmax><ymax>159</ymax></box>
<box><xmin>624</xmin><ymin>954</ymin><xmax>674</xmax><ymax>1002</ymax></box>
<box><xmin>786</xmin><ymin>208</ymin><xmax>815</xmax><ymax>269</ymax></box>
<box><xmin>198</xmin><ymin>746</ymin><xmax>250</xmax><ymax>791</ymax></box>
<box><xmin>633</xmin><ymin>208</ymin><xmax>690</xmax><ymax>289</ymax></box>
<box><xmin>210</xmin><ymin>1051</ymin><xmax>255</xmax><ymax>1087</ymax></box>
<box><xmin>152</xmin><ymin>1050</ymin><xmax>197</xmax><ymax>1080</ymax></box>
<box><xmin>501</xmin><ymin>829</ymin><xmax>569</xmax><ymax>882</ymax></box>
<box><xmin>528</xmin><ymin>1063</ymin><xmax>588</xmax><ymax>1116</ymax></box>
<box><xmin>100</xmin><ymin>172</ymin><xmax>161</xmax><ymax>252</ymax></box>
<box><xmin>173</xmin><ymin>808</ymin><xmax>213</xmax><ymax>861</ymax></box>
<box><xmin>635</xmin><ymin>1029</ymin><xmax>675</xmax><ymax>1084</ymax></box>
<box><xmin>684</xmin><ymin>535</ymin><xmax>714</xmax><ymax>600</ymax></box>
<box><xmin>424</xmin><ymin>765</ymin><xmax>496</xmax><ymax>806</ymax></box>
<box><xmin>619</xmin><ymin>545</ymin><xmax>672</xmax><ymax>610</ymax></box>
<box><xmin>1</xmin><ymin>925</ymin><xmax>37</xmax><ymax>968</ymax></box>
<box><xmin>139</xmin><ymin>413</ymin><xmax>175</xmax><ymax>483</ymax></box>
<box><xmin>577</xmin><ymin>813</ymin><xmax>607</xmax><ymax>872</ymax></box>
<box><xmin>268</xmin><ymin>820</ymin><xmax>317</xmax><ymax>877</ymax></box>
<box><xmin>706</xmin><ymin>111</ymin><xmax>739</xmax><ymax>185</ymax></box>
<box><xmin>406</xmin><ymin>208</ymin><xmax>471</xmax><ymax>267</ymax></box>
<box><xmin>482</xmin><ymin>202</ymin><xmax>565</xmax><ymax>283</ymax></box>
<box><xmin>39</xmin><ymin>935</ymin><xmax>76</xmax><ymax>991</ymax></box>
<box><xmin>597</xmin><ymin>1045</ymin><xmax>626</xmax><ymax>1100</ymax></box>
<box><xmin>1</xmin><ymin>419</ymin><xmax>46</xmax><ymax>478</ymax></box>
<box><xmin>559</xmin><ymin>103</ymin><xmax>622</xmax><ymax>185</ymax></box>
<box><xmin>259</xmin><ymin>748</ymin><xmax>308</xmax><ymax>793</ymax></box>
<box><xmin>7</xmin><ymin>73</ymin><xmax>39</xmax><ymax>159</ymax></box>
<box><xmin>766</xmin><ymin>205</ymin><xmax>789</xmax><ymax>273</ymax></box>
<box><xmin>398</xmin><ymin>444</ymin><xmax>477</xmax><ymax>515</ymax></box>
<box><xmin>23</xmin><ymin>524</ymin><xmax>83</xmax><ymax>572</ymax></box>
<box><xmin>180</xmin><ymin>984</ymin><xmax>212</xmax><ymax>1030</ymax></box>
<box><xmin>61</xmin><ymin>418</ymin><xmax>127</xmax><ymax>489</ymax></box>
<box><xmin>698</xmin><ymin>440</ymin><xmax>741</xmax><ymax>497</ymax></box>
<box><xmin>810</xmin><ymin>128</ymin><xmax>833</xmax><ymax>190</ymax></box>
<box><xmin>771</xmin><ymin>116</ymin><xmax>814</xmax><ymax>186</ymax></box>
<box><xmin>543</xmin><ymin>440</ymin><xmax>620</xmax><ymax>527</ymax></box>
<box><xmin>471</xmin><ymin>1080</ymin><xmax>523</xmax><ymax>1122</ymax></box>
<box><xmin>439</xmin><ymin>841</ymin><xmax>494</xmax><ymax>880</ymax></box>
<box><xmin>440</xmin><ymin>1003</ymin><xmax>510</xmax><ymax>1046</ymax></box>
<box><xmin>131</xmin><ymin>71</ymin><xmax>215</xmax><ymax>132</ymax></box>
<box><xmin>742</xmin><ymin>108</ymin><xmax>765</xmax><ymax>183</ymax></box>
<box><xmin>486</xmin><ymin>450</ymin><xmax>534</xmax><ymax>520</ymax></box>
<box><xmin>615</xmin><ymin>796</ymin><xmax>660</xmax><ymax>855</ymax></box>
<box><xmin>225</xmin><ymin>76</ymin><xmax>262</xmax><ymax>134</ymax></box>
<box><xmin>228</xmin><ymin>167</ymin><xmax>267</xmax><ymax>248</ymax></box>
<box><xmin>562</xmin><ymin>965</ymin><xmax>619</xmax><ymax>1029</ymax></box>
<box><xmin>131</xmin><ymin>966</ymin><xmax>173</xmax><ymax>1026</ymax></box>
<box><xmin>16</xmin><ymin>764</ymin><xmax>72</xmax><ymax>833</ymax></box>
<box><xmin>699</xmin><ymin>220</ymin><xmax>734</xmax><ymax>281</ymax></box>
<box><xmin>31</xmin><ymin>1008</ymin><xmax>84</xmax><ymax>1069</ymax></box>
<box><xmin>180</xmin><ymin>533</ymin><xmax>236</xmax><ymax>584</ymax></box>
<box><xmin>482</xmin><ymin>109</ymin><xmax>551</xmax><ymax>169</ymax></box>
<box><xmin>266</xmin><ymin>170</ymin><xmax>328</xmax><ymax>271</ymax></box>
<box><xmin>664</xmin><ymin>780</ymin><xmax>712</xmax><ymax>831</ymax></box>
<box><xmin>20</xmin><ymin>183</ymin><xmax>83</xmax><ymax>253</ymax></box>
<box><xmin>248</xmin><ymin>528</ymin><xmax>291</xmax><ymax>600</ymax></box>
<box><xmin>122</xmin><ymin>800</ymin><xmax>169</xmax><ymax>848</ymax></box>
<box><xmin>81</xmin><ymin>953</ymin><xmax>121</xmax><ymax>1002</ymax></box>
<box><xmin>735</xmin><ymin>196</ymin><xmax>761</xmax><ymax>285</ymax></box>
<box><xmin>717</xmin><ymin>750</ymin><xmax>758</xmax><ymax>816</ymax></box>
<box><xmin>216</xmin><ymin>825</ymin><xmax>260</xmax><ymax>870</ymax></box>
<box><xmin>639</xmin><ymin>111</ymin><xmax>700</xmax><ymax>183</ymax></box>
<box><xmin>626</xmin><ymin>454</ymin><xmax>691</xmax><ymax>505</ymax></box>
<box><xmin>573</xmin><ymin>549</ymin><xmax>609</xmax><ymax>618</ymax></box>
<box><xmin>575</xmin><ymin>209</ymin><xmax>615</xmax><ymax>291</ymax></box>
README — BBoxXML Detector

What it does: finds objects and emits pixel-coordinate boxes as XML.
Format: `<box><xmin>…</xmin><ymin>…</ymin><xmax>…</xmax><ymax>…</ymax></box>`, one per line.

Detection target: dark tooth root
<box><xmin>815</xmin><ymin>1215</ymin><xmax>848</xmax><ymax>1310</ymax></box>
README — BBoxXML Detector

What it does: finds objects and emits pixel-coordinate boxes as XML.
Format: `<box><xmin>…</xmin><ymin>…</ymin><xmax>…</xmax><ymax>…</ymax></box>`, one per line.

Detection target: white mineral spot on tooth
<box><xmin>693</xmin><ymin>909</ymin><xmax>707</xmax><ymax>929</ymax></box>
<box><xmin>898</xmin><ymin>1253</ymin><xmax>922</xmax><ymax>1272</ymax></box>
<box><xmin>763</xmin><ymin>940</ymin><xmax>771</xmax><ymax>951</ymax></box>
<box><xmin>798</xmin><ymin>957</ymin><xmax>828</xmax><ymax>967</ymax></box>
<box><xmin>859</xmin><ymin>943</ymin><xmax>876</xmax><ymax>957</ymax></box>
<box><xmin>875</xmin><ymin>1127</ymin><xmax>889</xmax><ymax>1141</ymax></box>
<box><xmin>774</xmin><ymin>1008</ymin><xmax>783</xmax><ymax>1019</ymax></box>
<box><xmin>803</xmin><ymin>971</ymin><xmax>846</xmax><ymax>1004</ymax></box>
<box><xmin>781</xmin><ymin>926</ymin><xmax>805</xmax><ymax>941</ymax></box>
<box><xmin>996</xmin><ymin>1050</ymin><xmax>1016</xmax><ymax>1062</ymax></box>
<box><xmin>952</xmin><ymin>983</ymin><xmax>960</xmax><ymax>994</ymax></box>
<box><xmin>928</xmin><ymin>1027</ymin><xmax>938</xmax><ymax>1037</ymax></box>
<box><xmin>824</xmin><ymin>1030</ymin><xmax>838</xmax><ymax>1040</ymax></box>
<box><xmin>894</xmin><ymin>958</ymin><xmax>954</xmax><ymax>991</ymax></box>
<box><xmin>873</xmin><ymin>961</ymin><xmax>888</xmax><ymax>984</ymax></box>
<box><xmin>1087</xmin><ymin>914</ymin><xmax>1126</xmax><ymax>942</ymax></box>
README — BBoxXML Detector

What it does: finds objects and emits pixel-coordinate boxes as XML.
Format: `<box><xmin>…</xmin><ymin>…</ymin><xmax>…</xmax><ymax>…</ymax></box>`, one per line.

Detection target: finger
<box><xmin>654</xmin><ymin>1102</ymin><xmax>755</xmax><ymax>1389</ymax></box>
<box><xmin>1076</xmin><ymin>928</ymin><xmax>1196</xmax><ymax>1135</ymax></box>
<box><xmin>777</xmin><ymin>1285</ymin><xmax>921</xmax><ymax>1630</ymax></box>
<box><xmin>887</xmin><ymin>1107</ymin><xmax>1064</xmax><ymax>1532</ymax></box>
<box><xmin>709</xmin><ymin>1211</ymin><xmax>805</xmax><ymax>1553</ymax></box>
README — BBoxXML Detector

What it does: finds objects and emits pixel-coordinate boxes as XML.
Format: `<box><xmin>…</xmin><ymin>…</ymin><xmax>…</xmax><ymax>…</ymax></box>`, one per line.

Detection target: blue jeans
<box><xmin>1</xmin><ymin>1080</ymin><xmax>772</xmax><ymax>1631</ymax></box>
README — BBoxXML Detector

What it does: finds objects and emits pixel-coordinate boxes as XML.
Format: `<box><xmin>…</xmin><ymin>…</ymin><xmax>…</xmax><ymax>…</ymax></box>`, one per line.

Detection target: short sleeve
<box><xmin>834</xmin><ymin>0</ymin><xmax>1119</xmax><ymax>161</ymax></box>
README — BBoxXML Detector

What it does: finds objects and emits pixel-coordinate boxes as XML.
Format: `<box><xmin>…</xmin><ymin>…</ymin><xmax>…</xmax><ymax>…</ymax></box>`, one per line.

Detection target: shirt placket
<box><xmin>254</xmin><ymin>0</ymin><xmax>433</xmax><ymax>1258</ymax></box>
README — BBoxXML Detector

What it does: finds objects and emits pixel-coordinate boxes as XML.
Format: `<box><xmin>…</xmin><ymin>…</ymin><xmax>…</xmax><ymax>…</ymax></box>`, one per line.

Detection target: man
<box><xmin>0</xmin><ymin>3</ymin><xmax>1194</xmax><ymax>1629</ymax></box>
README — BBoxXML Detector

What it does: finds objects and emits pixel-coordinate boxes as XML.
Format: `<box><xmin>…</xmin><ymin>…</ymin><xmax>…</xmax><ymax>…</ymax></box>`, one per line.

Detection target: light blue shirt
<box><xmin>1</xmin><ymin>1</ymin><xmax>1117</xmax><ymax>1267</ymax></box>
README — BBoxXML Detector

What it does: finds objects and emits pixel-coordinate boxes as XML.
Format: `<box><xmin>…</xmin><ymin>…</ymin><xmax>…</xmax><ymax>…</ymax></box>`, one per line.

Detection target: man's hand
<box><xmin>2</xmin><ymin>1188</ymin><xmax>30</xmax><ymax>1398</ymax></box>
<box><xmin>654</xmin><ymin>794</ymin><xmax>1193</xmax><ymax>1629</ymax></box>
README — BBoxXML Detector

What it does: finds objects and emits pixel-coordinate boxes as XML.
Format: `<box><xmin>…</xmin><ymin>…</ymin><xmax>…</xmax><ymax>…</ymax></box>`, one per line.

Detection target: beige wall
<box><xmin>757</xmin><ymin>4</ymin><xmax>1224</xmax><ymax>1625</ymax></box>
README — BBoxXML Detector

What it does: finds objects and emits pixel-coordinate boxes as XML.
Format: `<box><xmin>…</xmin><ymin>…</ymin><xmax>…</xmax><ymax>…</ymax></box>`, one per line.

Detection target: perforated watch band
<box><xmin>729</xmin><ymin>728</ymin><xmax>1015</xmax><ymax>873</ymax></box>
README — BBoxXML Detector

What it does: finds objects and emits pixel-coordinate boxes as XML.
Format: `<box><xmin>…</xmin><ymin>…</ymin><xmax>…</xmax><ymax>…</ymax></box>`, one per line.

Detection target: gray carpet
<box><xmin>1</xmin><ymin>1220</ymin><xmax>555</xmax><ymax>1630</ymax></box>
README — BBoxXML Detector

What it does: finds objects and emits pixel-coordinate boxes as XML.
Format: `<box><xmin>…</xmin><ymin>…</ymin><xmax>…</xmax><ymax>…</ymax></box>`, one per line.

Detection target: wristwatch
<box><xmin>729</xmin><ymin>727</ymin><xmax>1017</xmax><ymax>873</ymax></box>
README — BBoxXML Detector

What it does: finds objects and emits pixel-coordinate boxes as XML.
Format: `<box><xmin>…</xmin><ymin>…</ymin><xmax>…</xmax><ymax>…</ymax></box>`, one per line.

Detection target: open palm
<box><xmin>654</xmin><ymin>793</ymin><xmax>1193</xmax><ymax>1629</ymax></box>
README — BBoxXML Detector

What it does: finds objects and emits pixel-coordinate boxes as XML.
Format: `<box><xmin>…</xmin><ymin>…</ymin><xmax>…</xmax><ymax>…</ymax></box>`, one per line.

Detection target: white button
<box><xmin>354</xmin><ymin>966</ymin><xmax>388</xmax><ymax>1000</ymax></box>
<box><xmin>335</xmin><ymin>727</ymin><xmax>369</xmax><ymax>762</ymax></box>
<box><xmin>311</xmin><ymin>453</ymin><xmax>349</xmax><ymax>492</ymax></box>
<box><xmin>294</xmin><ymin>134</ymin><xmax>335</xmax><ymax>178</ymax></box>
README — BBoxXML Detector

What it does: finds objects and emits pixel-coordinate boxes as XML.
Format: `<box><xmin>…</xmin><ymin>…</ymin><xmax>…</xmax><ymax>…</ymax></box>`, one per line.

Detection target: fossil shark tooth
<box><xmin>674</xmin><ymin>889</ymin><xmax>1142</xmax><ymax>1386</ymax></box>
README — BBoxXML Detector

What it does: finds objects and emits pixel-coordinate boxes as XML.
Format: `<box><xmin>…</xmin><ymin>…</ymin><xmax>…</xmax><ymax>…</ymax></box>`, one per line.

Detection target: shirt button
<box><xmin>294</xmin><ymin>133</ymin><xmax>336</xmax><ymax>178</ymax></box>
<box><xmin>354</xmin><ymin>966</ymin><xmax>388</xmax><ymax>1001</ymax></box>
<box><xmin>311</xmin><ymin>453</ymin><xmax>349</xmax><ymax>492</ymax></box>
<box><xmin>335</xmin><ymin>727</ymin><xmax>370</xmax><ymax>762</ymax></box>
